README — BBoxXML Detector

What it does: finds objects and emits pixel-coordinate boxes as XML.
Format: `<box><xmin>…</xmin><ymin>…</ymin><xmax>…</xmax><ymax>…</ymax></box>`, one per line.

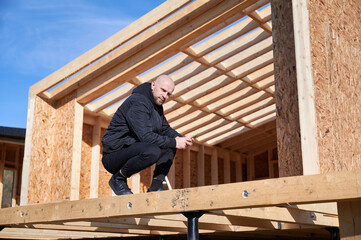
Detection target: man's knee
<box><xmin>139</xmin><ymin>144</ymin><xmax>161</xmax><ymax>163</ymax></box>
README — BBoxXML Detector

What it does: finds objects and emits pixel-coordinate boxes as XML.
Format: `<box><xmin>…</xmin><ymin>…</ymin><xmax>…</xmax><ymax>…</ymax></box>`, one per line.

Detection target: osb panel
<box><xmin>27</xmin><ymin>95</ymin><xmax>56</xmax><ymax>204</ymax></box>
<box><xmin>28</xmin><ymin>93</ymin><xmax>76</xmax><ymax>203</ymax></box>
<box><xmin>309</xmin><ymin>0</ymin><xmax>361</xmax><ymax>173</ymax></box>
<box><xmin>271</xmin><ymin>0</ymin><xmax>303</xmax><ymax>177</ymax></box>
<box><xmin>98</xmin><ymin>128</ymin><xmax>112</xmax><ymax>197</ymax></box>
<box><xmin>51</xmin><ymin>92</ymin><xmax>77</xmax><ymax>201</ymax></box>
<box><xmin>79</xmin><ymin>124</ymin><xmax>92</xmax><ymax>199</ymax></box>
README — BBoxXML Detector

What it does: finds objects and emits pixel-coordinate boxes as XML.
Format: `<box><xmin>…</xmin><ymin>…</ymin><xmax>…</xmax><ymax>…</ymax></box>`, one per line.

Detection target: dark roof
<box><xmin>0</xmin><ymin>126</ymin><xmax>26</xmax><ymax>139</ymax></box>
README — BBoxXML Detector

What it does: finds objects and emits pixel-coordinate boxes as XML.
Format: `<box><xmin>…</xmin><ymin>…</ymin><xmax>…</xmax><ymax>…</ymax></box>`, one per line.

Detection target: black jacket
<box><xmin>102</xmin><ymin>82</ymin><xmax>181</xmax><ymax>154</ymax></box>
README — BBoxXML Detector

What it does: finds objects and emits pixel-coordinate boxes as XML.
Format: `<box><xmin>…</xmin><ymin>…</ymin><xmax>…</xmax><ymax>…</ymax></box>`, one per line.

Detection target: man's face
<box><xmin>151</xmin><ymin>76</ymin><xmax>175</xmax><ymax>105</ymax></box>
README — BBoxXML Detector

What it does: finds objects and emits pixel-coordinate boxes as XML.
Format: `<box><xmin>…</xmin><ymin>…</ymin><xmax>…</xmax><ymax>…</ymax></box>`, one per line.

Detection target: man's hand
<box><xmin>175</xmin><ymin>136</ymin><xmax>194</xmax><ymax>149</ymax></box>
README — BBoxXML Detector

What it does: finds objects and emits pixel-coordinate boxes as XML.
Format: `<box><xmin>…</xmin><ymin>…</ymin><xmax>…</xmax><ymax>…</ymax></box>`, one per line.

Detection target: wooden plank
<box><xmin>70</xmin><ymin>102</ymin><xmax>84</xmax><ymax>200</ymax></box>
<box><xmin>183</xmin><ymin>148</ymin><xmax>191</xmax><ymax>188</ymax></box>
<box><xmin>0</xmin><ymin>143</ymin><xmax>5</xmax><ymax>207</ymax></box>
<box><xmin>235</xmin><ymin>153</ymin><xmax>243</xmax><ymax>182</ymax></box>
<box><xmin>268</xmin><ymin>147</ymin><xmax>274</xmax><ymax>178</ymax></box>
<box><xmin>168</xmin><ymin>159</ymin><xmax>175</xmax><ymax>190</ymax></box>
<box><xmin>287</xmin><ymin>202</ymin><xmax>338</xmax><ymax>215</ymax></box>
<box><xmin>292</xmin><ymin>0</ymin><xmax>320</xmax><ymax>175</ymax></box>
<box><xmin>131</xmin><ymin>173</ymin><xmax>141</xmax><ymax>194</ymax></box>
<box><xmin>211</xmin><ymin>148</ymin><xmax>218</xmax><ymax>185</ymax></box>
<box><xmin>224</xmin><ymin>150</ymin><xmax>231</xmax><ymax>184</ymax></box>
<box><xmin>30</xmin><ymin>0</ymin><xmax>192</xmax><ymax>96</ymax></box>
<box><xmin>1</xmin><ymin>169</ymin><xmax>360</xmax><ymax>225</ymax></box>
<box><xmin>0</xmin><ymin>227</ymin><xmax>132</xmax><ymax>239</ymax></box>
<box><xmin>211</xmin><ymin>206</ymin><xmax>338</xmax><ymax>227</ymax></box>
<box><xmin>20</xmin><ymin>95</ymin><xmax>36</xmax><ymax>206</ymax></box>
<box><xmin>88</xmin><ymin>83</ymin><xmax>135</xmax><ymax>113</ymax></box>
<box><xmin>337</xmin><ymin>200</ymin><xmax>361</xmax><ymax>239</ymax></box>
<box><xmin>89</xmin><ymin>117</ymin><xmax>100</xmax><ymax>198</ymax></box>
<box><xmin>247</xmin><ymin>154</ymin><xmax>255</xmax><ymax>180</ymax></box>
<box><xmin>197</xmin><ymin>144</ymin><xmax>205</xmax><ymax>186</ymax></box>
<box><xmin>12</xmin><ymin>146</ymin><xmax>20</xmax><ymax>206</ymax></box>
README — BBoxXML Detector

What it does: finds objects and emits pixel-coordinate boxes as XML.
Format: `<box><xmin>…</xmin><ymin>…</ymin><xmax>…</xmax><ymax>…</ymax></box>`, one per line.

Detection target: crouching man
<box><xmin>101</xmin><ymin>75</ymin><xmax>194</xmax><ymax>195</ymax></box>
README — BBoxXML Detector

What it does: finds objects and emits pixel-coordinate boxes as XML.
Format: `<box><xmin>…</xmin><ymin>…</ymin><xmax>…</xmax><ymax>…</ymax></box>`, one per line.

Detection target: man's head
<box><xmin>151</xmin><ymin>75</ymin><xmax>175</xmax><ymax>105</ymax></box>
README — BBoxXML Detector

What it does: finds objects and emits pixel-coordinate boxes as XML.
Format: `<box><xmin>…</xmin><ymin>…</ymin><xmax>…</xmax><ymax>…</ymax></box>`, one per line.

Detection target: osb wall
<box><xmin>98</xmin><ymin>128</ymin><xmax>112</xmax><ymax>197</ymax></box>
<box><xmin>271</xmin><ymin>0</ymin><xmax>303</xmax><ymax>177</ymax></box>
<box><xmin>309</xmin><ymin>0</ymin><xmax>361</xmax><ymax>173</ymax></box>
<box><xmin>27</xmin><ymin>93</ymin><xmax>76</xmax><ymax>204</ymax></box>
<box><xmin>80</xmin><ymin>124</ymin><xmax>92</xmax><ymax>199</ymax></box>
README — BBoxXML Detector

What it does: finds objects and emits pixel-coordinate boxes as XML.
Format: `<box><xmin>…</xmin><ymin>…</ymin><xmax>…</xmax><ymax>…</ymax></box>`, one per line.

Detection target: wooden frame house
<box><xmin>0</xmin><ymin>0</ymin><xmax>360</xmax><ymax>239</ymax></box>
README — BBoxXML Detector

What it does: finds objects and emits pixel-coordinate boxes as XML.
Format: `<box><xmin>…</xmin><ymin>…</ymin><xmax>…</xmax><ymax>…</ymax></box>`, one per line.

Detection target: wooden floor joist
<box><xmin>1</xmin><ymin>169</ymin><xmax>359</xmax><ymax>227</ymax></box>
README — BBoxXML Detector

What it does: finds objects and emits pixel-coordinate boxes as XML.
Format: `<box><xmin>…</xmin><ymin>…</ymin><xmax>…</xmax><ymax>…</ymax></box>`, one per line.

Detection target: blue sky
<box><xmin>0</xmin><ymin>0</ymin><xmax>166</xmax><ymax>129</ymax></box>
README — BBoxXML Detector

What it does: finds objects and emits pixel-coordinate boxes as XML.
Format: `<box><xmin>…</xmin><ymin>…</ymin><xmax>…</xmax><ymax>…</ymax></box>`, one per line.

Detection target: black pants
<box><xmin>102</xmin><ymin>142</ymin><xmax>176</xmax><ymax>180</ymax></box>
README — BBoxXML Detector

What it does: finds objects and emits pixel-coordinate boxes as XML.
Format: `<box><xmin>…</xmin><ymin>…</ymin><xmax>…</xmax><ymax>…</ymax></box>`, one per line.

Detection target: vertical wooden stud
<box><xmin>268</xmin><ymin>147</ymin><xmax>274</xmax><ymax>178</ymax></box>
<box><xmin>20</xmin><ymin>94</ymin><xmax>35</xmax><ymax>206</ymax></box>
<box><xmin>337</xmin><ymin>200</ymin><xmax>361</xmax><ymax>239</ymax></box>
<box><xmin>235</xmin><ymin>153</ymin><xmax>243</xmax><ymax>182</ymax></box>
<box><xmin>0</xmin><ymin>144</ymin><xmax>5</xmax><ymax>207</ymax></box>
<box><xmin>211</xmin><ymin>148</ymin><xmax>218</xmax><ymax>185</ymax></box>
<box><xmin>197</xmin><ymin>144</ymin><xmax>205</xmax><ymax>186</ymax></box>
<box><xmin>131</xmin><ymin>173</ymin><xmax>140</xmax><ymax>194</ymax></box>
<box><xmin>12</xmin><ymin>146</ymin><xmax>20</xmax><ymax>206</ymax></box>
<box><xmin>70</xmin><ymin>101</ymin><xmax>84</xmax><ymax>200</ymax></box>
<box><xmin>183</xmin><ymin>148</ymin><xmax>191</xmax><ymax>188</ymax></box>
<box><xmin>90</xmin><ymin>117</ymin><xmax>101</xmax><ymax>198</ymax></box>
<box><xmin>292</xmin><ymin>0</ymin><xmax>320</xmax><ymax>175</ymax></box>
<box><xmin>224</xmin><ymin>150</ymin><xmax>231</xmax><ymax>184</ymax></box>
<box><xmin>247</xmin><ymin>154</ymin><xmax>255</xmax><ymax>181</ymax></box>
<box><xmin>168</xmin><ymin>158</ymin><xmax>175</xmax><ymax>189</ymax></box>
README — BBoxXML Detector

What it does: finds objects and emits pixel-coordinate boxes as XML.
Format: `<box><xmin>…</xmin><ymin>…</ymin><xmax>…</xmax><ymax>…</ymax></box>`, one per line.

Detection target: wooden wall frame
<box><xmin>2</xmin><ymin>0</ymin><xmax>358</xmax><ymax>239</ymax></box>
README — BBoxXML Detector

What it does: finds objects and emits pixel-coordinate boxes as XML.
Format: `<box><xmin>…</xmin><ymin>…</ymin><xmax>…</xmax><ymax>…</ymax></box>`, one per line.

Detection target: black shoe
<box><xmin>109</xmin><ymin>172</ymin><xmax>133</xmax><ymax>196</ymax></box>
<box><xmin>147</xmin><ymin>178</ymin><xmax>164</xmax><ymax>192</ymax></box>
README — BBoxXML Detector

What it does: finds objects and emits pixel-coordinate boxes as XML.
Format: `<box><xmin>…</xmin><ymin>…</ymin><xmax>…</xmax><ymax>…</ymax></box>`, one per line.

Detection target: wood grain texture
<box><xmin>271</xmin><ymin>0</ymin><xmax>303</xmax><ymax>177</ymax></box>
<box><xmin>308</xmin><ymin>0</ymin><xmax>361</xmax><ymax>173</ymax></box>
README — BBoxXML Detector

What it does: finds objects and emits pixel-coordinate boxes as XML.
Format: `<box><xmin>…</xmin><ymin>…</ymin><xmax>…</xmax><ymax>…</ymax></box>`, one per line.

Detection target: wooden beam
<box><xmin>211</xmin><ymin>148</ymin><xmax>218</xmax><ymax>185</ymax></box>
<box><xmin>70</xmin><ymin>102</ymin><xmax>84</xmax><ymax>200</ymax></box>
<box><xmin>0</xmin><ymin>169</ymin><xmax>360</xmax><ymax>225</ymax></box>
<box><xmin>292</xmin><ymin>0</ymin><xmax>320</xmax><ymax>175</ymax></box>
<box><xmin>20</xmin><ymin>95</ymin><xmax>36</xmax><ymax>206</ymax></box>
<box><xmin>337</xmin><ymin>200</ymin><xmax>361</xmax><ymax>239</ymax></box>
<box><xmin>87</xmin><ymin>83</ymin><xmax>135</xmax><ymax>113</ymax></box>
<box><xmin>197</xmin><ymin>144</ymin><xmax>205</xmax><ymax>186</ymax></box>
<box><xmin>224</xmin><ymin>150</ymin><xmax>231</xmax><ymax>183</ymax></box>
<box><xmin>131</xmin><ymin>173</ymin><xmax>141</xmax><ymax>194</ymax></box>
<box><xmin>30</xmin><ymin>0</ymin><xmax>192</xmax><ymax>96</ymax></box>
<box><xmin>183</xmin><ymin>148</ymin><xmax>191</xmax><ymax>188</ymax></box>
<box><xmin>211</xmin><ymin>206</ymin><xmax>338</xmax><ymax>227</ymax></box>
<box><xmin>235</xmin><ymin>153</ymin><xmax>243</xmax><ymax>182</ymax></box>
<box><xmin>12</xmin><ymin>146</ymin><xmax>20</xmax><ymax>206</ymax></box>
<box><xmin>89</xmin><ymin>117</ymin><xmax>101</xmax><ymax>198</ymax></box>
<box><xmin>0</xmin><ymin>143</ymin><xmax>5</xmax><ymax>207</ymax></box>
<box><xmin>0</xmin><ymin>227</ymin><xmax>133</xmax><ymax>239</ymax></box>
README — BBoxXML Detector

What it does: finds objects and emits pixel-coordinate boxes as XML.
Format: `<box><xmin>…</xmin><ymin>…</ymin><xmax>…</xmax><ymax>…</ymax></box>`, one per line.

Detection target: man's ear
<box><xmin>151</xmin><ymin>80</ymin><xmax>155</xmax><ymax>90</ymax></box>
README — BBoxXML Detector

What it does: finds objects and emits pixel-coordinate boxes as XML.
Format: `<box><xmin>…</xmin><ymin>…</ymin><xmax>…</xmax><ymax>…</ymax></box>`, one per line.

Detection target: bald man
<box><xmin>102</xmin><ymin>75</ymin><xmax>194</xmax><ymax>195</ymax></box>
